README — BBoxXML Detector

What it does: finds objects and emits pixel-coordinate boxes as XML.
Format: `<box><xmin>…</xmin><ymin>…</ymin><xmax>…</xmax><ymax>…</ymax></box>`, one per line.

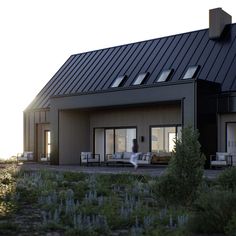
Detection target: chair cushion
<box><xmin>123</xmin><ymin>152</ymin><xmax>132</xmax><ymax>159</ymax></box>
<box><xmin>211</xmin><ymin>160</ymin><xmax>227</xmax><ymax>166</ymax></box>
<box><xmin>217</xmin><ymin>154</ymin><xmax>225</xmax><ymax>161</ymax></box>
<box><xmin>113</xmin><ymin>152</ymin><xmax>123</xmax><ymax>159</ymax></box>
<box><xmin>81</xmin><ymin>152</ymin><xmax>92</xmax><ymax>159</ymax></box>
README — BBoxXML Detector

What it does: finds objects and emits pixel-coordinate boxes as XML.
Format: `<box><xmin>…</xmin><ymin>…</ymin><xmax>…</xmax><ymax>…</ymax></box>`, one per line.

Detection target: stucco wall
<box><xmin>59</xmin><ymin>110</ymin><xmax>90</xmax><ymax>164</ymax></box>
<box><xmin>56</xmin><ymin>104</ymin><xmax>181</xmax><ymax>164</ymax></box>
<box><xmin>90</xmin><ymin>104</ymin><xmax>181</xmax><ymax>154</ymax></box>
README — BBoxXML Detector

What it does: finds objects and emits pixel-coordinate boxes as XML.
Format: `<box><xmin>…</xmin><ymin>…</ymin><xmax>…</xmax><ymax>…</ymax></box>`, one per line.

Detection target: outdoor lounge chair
<box><xmin>17</xmin><ymin>151</ymin><xmax>34</xmax><ymax>161</ymax></box>
<box><xmin>210</xmin><ymin>152</ymin><xmax>233</xmax><ymax>168</ymax></box>
<box><xmin>40</xmin><ymin>153</ymin><xmax>50</xmax><ymax>161</ymax></box>
<box><xmin>80</xmin><ymin>152</ymin><xmax>101</xmax><ymax>166</ymax></box>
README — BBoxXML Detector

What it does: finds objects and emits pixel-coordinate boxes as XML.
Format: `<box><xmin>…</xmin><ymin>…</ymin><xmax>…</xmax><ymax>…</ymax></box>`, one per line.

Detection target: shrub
<box><xmin>63</xmin><ymin>172</ymin><xmax>87</xmax><ymax>182</ymax></box>
<box><xmin>156</xmin><ymin>127</ymin><xmax>205</xmax><ymax>205</ymax></box>
<box><xmin>225</xmin><ymin>213</ymin><xmax>236</xmax><ymax>236</ymax></box>
<box><xmin>217</xmin><ymin>167</ymin><xmax>236</xmax><ymax>191</ymax></box>
<box><xmin>188</xmin><ymin>189</ymin><xmax>236</xmax><ymax>234</ymax></box>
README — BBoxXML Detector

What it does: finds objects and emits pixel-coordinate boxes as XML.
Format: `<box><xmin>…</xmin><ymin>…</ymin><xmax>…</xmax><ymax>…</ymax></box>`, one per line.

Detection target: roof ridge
<box><xmin>72</xmin><ymin>23</ymin><xmax>236</xmax><ymax>57</ymax></box>
<box><xmin>71</xmin><ymin>28</ymin><xmax>211</xmax><ymax>57</ymax></box>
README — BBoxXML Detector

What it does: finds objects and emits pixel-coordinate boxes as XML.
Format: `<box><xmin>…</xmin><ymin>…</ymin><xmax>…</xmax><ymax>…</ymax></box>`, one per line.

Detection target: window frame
<box><xmin>133</xmin><ymin>72</ymin><xmax>149</xmax><ymax>85</ymax></box>
<box><xmin>93</xmin><ymin>126</ymin><xmax>138</xmax><ymax>155</ymax></box>
<box><xmin>149</xmin><ymin>124</ymin><xmax>182</xmax><ymax>153</ymax></box>
<box><xmin>111</xmin><ymin>75</ymin><xmax>127</xmax><ymax>88</ymax></box>
<box><xmin>155</xmin><ymin>69</ymin><xmax>174</xmax><ymax>83</ymax></box>
<box><xmin>182</xmin><ymin>65</ymin><xmax>200</xmax><ymax>80</ymax></box>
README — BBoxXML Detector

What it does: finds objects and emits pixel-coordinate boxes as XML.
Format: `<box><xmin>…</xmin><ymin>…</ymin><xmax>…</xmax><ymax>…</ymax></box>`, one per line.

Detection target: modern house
<box><xmin>24</xmin><ymin>8</ymin><xmax>236</xmax><ymax>166</ymax></box>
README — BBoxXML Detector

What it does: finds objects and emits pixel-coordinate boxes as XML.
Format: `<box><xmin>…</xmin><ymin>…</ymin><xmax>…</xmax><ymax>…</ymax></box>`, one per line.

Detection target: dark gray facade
<box><xmin>24</xmin><ymin>8</ymin><xmax>236</xmax><ymax>166</ymax></box>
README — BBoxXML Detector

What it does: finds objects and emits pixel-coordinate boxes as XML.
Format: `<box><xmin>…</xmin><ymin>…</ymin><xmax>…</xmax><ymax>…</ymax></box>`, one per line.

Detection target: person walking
<box><xmin>130</xmin><ymin>139</ymin><xmax>139</xmax><ymax>169</ymax></box>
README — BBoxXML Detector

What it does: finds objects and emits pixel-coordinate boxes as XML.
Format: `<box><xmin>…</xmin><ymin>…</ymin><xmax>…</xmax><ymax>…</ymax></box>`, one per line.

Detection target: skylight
<box><xmin>156</xmin><ymin>69</ymin><xmax>174</xmax><ymax>82</ymax></box>
<box><xmin>133</xmin><ymin>73</ymin><xmax>149</xmax><ymax>85</ymax></box>
<box><xmin>111</xmin><ymin>75</ymin><xmax>127</xmax><ymax>88</ymax></box>
<box><xmin>183</xmin><ymin>65</ymin><xmax>200</xmax><ymax>79</ymax></box>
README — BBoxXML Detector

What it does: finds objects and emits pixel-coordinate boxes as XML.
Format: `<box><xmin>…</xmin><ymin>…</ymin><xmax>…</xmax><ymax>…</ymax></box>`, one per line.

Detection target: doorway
<box><xmin>36</xmin><ymin>123</ymin><xmax>50</xmax><ymax>161</ymax></box>
<box><xmin>94</xmin><ymin>127</ymin><xmax>137</xmax><ymax>161</ymax></box>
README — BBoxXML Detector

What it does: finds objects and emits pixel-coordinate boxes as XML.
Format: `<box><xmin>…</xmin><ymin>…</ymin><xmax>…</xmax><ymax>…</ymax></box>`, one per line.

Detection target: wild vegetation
<box><xmin>0</xmin><ymin>127</ymin><xmax>236</xmax><ymax>235</ymax></box>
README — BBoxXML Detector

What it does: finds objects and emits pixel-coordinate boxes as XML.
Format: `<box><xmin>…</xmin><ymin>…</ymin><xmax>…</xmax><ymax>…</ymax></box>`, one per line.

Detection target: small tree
<box><xmin>157</xmin><ymin>126</ymin><xmax>205</xmax><ymax>206</ymax></box>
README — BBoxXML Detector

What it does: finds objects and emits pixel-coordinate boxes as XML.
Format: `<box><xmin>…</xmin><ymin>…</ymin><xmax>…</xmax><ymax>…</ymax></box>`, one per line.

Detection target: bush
<box><xmin>156</xmin><ymin>127</ymin><xmax>205</xmax><ymax>205</ymax></box>
<box><xmin>188</xmin><ymin>189</ymin><xmax>236</xmax><ymax>234</ymax></box>
<box><xmin>217</xmin><ymin>167</ymin><xmax>236</xmax><ymax>191</ymax></box>
<box><xmin>225</xmin><ymin>213</ymin><xmax>236</xmax><ymax>236</ymax></box>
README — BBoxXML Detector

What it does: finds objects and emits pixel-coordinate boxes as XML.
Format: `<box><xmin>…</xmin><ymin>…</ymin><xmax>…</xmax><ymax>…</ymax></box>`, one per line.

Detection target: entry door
<box><xmin>227</xmin><ymin>123</ymin><xmax>236</xmax><ymax>165</ymax></box>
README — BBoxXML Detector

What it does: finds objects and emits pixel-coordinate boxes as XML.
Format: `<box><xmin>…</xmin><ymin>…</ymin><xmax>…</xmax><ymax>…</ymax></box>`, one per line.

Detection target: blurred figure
<box><xmin>130</xmin><ymin>139</ymin><xmax>139</xmax><ymax>169</ymax></box>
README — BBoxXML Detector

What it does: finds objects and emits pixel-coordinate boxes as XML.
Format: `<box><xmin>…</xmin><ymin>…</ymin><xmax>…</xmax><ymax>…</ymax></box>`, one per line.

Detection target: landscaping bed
<box><xmin>1</xmin><ymin>128</ymin><xmax>236</xmax><ymax>235</ymax></box>
<box><xmin>0</xmin><ymin>164</ymin><xmax>236</xmax><ymax>235</ymax></box>
<box><xmin>0</xmin><ymin>164</ymin><xmax>188</xmax><ymax>235</ymax></box>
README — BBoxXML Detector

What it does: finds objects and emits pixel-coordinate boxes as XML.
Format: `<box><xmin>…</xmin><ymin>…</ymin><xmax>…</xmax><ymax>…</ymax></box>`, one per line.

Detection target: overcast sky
<box><xmin>0</xmin><ymin>0</ymin><xmax>235</xmax><ymax>158</ymax></box>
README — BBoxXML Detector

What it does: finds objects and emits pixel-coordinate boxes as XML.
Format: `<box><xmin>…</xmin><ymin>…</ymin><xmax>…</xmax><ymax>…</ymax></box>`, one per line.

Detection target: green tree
<box><xmin>157</xmin><ymin>126</ymin><xmax>205</xmax><ymax>206</ymax></box>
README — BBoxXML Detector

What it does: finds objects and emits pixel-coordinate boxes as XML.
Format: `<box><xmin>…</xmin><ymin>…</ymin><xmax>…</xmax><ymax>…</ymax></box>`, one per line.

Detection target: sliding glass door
<box><xmin>105</xmin><ymin>128</ymin><xmax>136</xmax><ymax>155</ymax></box>
<box><xmin>227</xmin><ymin>123</ymin><xmax>236</xmax><ymax>165</ymax></box>
<box><xmin>151</xmin><ymin>126</ymin><xmax>181</xmax><ymax>153</ymax></box>
<box><xmin>94</xmin><ymin>127</ymin><xmax>137</xmax><ymax>159</ymax></box>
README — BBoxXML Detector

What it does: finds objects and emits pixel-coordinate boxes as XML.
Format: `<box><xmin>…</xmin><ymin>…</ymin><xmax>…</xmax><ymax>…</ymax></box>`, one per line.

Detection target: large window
<box><xmin>105</xmin><ymin>128</ymin><xmax>136</xmax><ymax>154</ymax></box>
<box><xmin>151</xmin><ymin>126</ymin><xmax>181</xmax><ymax>153</ymax></box>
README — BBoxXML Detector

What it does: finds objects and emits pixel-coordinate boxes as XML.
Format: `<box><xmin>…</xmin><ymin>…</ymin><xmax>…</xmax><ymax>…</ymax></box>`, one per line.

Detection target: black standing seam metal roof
<box><xmin>26</xmin><ymin>24</ymin><xmax>236</xmax><ymax>111</ymax></box>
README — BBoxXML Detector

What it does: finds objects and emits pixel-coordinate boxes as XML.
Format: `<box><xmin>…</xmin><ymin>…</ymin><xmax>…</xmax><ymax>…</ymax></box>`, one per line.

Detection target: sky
<box><xmin>0</xmin><ymin>0</ymin><xmax>236</xmax><ymax>159</ymax></box>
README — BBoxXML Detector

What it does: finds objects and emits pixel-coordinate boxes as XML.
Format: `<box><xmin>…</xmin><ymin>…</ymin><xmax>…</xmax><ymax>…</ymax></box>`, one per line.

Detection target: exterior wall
<box><xmin>59</xmin><ymin>110</ymin><xmax>90</xmax><ymax>165</ymax></box>
<box><xmin>90</xmin><ymin>104</ymin><xmax>181</xmax><ymax>154</ymax></box>
<box><xmin>50</xmin><ymin>81</ymin><xmax>196</xmax><ymax>164</ymax></box>
<box><xmin>24</xmin><ymin>109</ymin><xmax>50</xmax><ymax>160</ymax></box>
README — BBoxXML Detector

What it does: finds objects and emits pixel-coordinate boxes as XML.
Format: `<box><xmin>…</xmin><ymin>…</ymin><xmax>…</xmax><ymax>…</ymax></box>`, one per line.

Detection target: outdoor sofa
<box><xmin>105</xmin><ymin>152</ymin><xmax>152</xmax><ymax>166</ymax></box>
<box><xmin>151</xmin><ymin>152</ymin><xmax>171</xmax><ymax>164</ymax></box>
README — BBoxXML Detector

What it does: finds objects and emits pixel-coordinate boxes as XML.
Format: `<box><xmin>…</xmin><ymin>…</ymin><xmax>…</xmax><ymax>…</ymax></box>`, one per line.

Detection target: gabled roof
<box><xmin>26</xmin><ymin>23</ymin><xmax>236</xmax><ymax>111</ymax></box>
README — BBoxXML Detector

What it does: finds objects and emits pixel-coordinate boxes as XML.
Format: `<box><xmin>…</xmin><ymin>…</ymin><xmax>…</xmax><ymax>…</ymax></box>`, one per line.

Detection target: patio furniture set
<box><xmin>17</xmin><ymin>152</ymin><xmax>50</xmax><ymax>162</ymax></box>
<box><xmin>16</xmin><ymin>151</ymin><xmax>234</xmax><ymax>168</ymax></box>
<box><xmin>81</xmin><ymin>151</ymin><xmax>234</xmax><ymax>168</ymax></box>
<box><xmin>80</xmin><ymin>151</ymin><xmax>171</xmax><ymax>166</ymax></box>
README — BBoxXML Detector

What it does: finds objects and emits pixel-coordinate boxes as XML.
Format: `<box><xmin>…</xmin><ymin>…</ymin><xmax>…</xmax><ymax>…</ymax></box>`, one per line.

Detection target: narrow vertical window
<box><xmin>44</xmin><ymin>130</ymin><xmax>51</xmax><ymax>159</ymax></box>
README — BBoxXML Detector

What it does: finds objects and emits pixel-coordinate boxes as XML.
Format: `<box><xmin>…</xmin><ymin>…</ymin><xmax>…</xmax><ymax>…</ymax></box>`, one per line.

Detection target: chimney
<box><xmin>209</xmin><ymin>8</ymin><xmax>232</xmax><ymax>39</ymax></box>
